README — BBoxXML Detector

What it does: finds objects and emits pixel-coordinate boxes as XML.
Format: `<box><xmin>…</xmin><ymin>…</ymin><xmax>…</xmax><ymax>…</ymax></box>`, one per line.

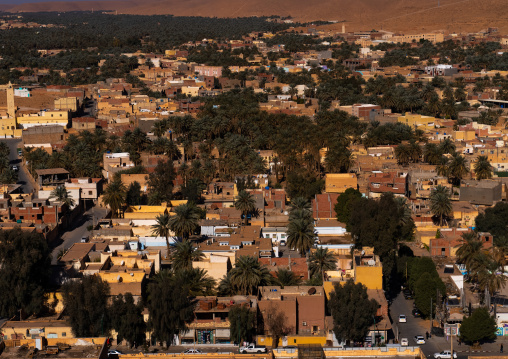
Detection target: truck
<box><xmin>239</xmin><ymin>343</ymin><xmax>267</xmax><ymax>354</ymax></box>
<box><xmin>434</xmin><ymin>350</ymin><xmax>457</xmax><ymax>359</ymax></box>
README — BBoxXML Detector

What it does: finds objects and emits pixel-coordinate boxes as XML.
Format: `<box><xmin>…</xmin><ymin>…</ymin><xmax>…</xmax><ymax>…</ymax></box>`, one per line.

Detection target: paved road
<box><xmin>0</xmin><ymin>138</ymin><xmax>34</xmax><ymax>194</ymax></box>
<box><xmin>51</xmin><ymin>206</ymin><xmax>109</xmax><ymax>264</ymax></box>
<box><xmin>390</xmin><ymin>292</ymin><xmax>508</xmax><ymax>358</ymax></box>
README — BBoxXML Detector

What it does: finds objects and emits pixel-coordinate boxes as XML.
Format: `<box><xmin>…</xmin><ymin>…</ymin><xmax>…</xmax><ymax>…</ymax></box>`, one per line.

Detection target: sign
<box><xmin>444</xmin><ymin>323</ymin><xmax>460</xmax><ymax>336</ymax></box>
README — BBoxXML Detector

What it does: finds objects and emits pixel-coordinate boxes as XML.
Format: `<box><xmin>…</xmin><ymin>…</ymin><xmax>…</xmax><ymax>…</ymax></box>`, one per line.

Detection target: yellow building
<box><xmin>123</xmin><ymin>200</ymin><xmax>187</xmax><ymax>219</ymax></box>
<box><xmin>54</xmin><ymin>97</ymin><xmax>78</xmax><ymax>112</ymax></box>
<box><xmin>1</xmin><ymin>319</ymin><xmax>73</xmax><ymax>340</ymax></box>
<box><xmin>397</xmin><ymin>113</ymin><xmax>436</xmax><ymax>128</ymax></box>
<box><xmin>325</xmin><ymin>173</ymin><xmax>358</xmax><ymax>193</ymax></box>
<box><xmin>17</xmin><ymin>110</ymin><xmax>69</xmax><ymax>128</ymax></box>
<box><xmin>452</xmin><ymin>130</ymin><xmax>475</xmax><ymax>142</ymax></box>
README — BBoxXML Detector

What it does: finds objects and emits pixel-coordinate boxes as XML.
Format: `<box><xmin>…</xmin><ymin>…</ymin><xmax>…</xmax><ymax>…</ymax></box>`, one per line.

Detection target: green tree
<box><xmin>439</xmin><ymin>138</ymin><xmax>456</xmax><ymax>154</ymax></box>
<box><xmin>459</xmin><ymin>307</ymin><xmax>496</xmax><ymax>344</ymax></box>
<box><xmin>147</xmin><ymin>160</ymin><xmax>175</xmax><ymax>205</ymax></box>
<box><xmin>274</xmin><ymin>269</ymin><xmax>302</xmax><ymax>288</ymax></box>
<box><xmin>430</xmin><ymin>185</ymin><xmax>452</xmax><ymax>226</ymax></box>
<box><xmin>423</xmin><ymin>143</ymin><xmax>444</xmax><ymax>165</ymax></box>
<box><xmin>475</xmin><ymin>202</ymin><xmax>508</xmax><ymax>245</ymax></box>
<box><xmin>171</xmin><ymin>241</ymin><xmax>204</xmax><ymax>270</ymax></box>
<box><xmin>414</xmin><ymin>272</ymin><xmax>446</xmax><ymax>318</ymax></box>
<box><xmin>169</xmin><ymin>202</ymin><xmax>200</xmax><ymax>241</ymax></box>
<box><xmin>456</xmin><ymin>232</ymin><xmax>483</xmax><ymax>280</ymax></box>
<box><xmin>174</xmin><ymin>268</ymin><xmax>216</xmax><ymax>296</ymax></box>
<box><xmin>110</xmin><ymin>293</ymin><xmax>146</xmax><ymax>348</ymax></box>
<box><xmin>147</xmin><ymin>271</ymin><xmax>195</xmax><ymax>347</ymax></box>
<box><xmin>287</xmin><ymin>215</ymin><xmax>316</xmax><ymax>256</ymax></box>
<box><xmin>395</xmin><ymin>143</ymin><xmax>411</xmax><ymax>166</ymax></box>
<box><xmin>334</xmin><ymin>188</ymin><xmax>362</xmax><ymax>229</ymax></box>
<box><xmin>0</xmin><ymin>228</ymin><xmax>51</xmax><ymax>318</ymax></box>
<box><xmin>151</xmin><ymin>213</ymin><xmax>172</xmax><ymax>258</ymax></box>
<box><xmin>234</xmin><ymin>190</ymin><xmax>256</xmax><ymax>226</ymax></box>
<box><xmin>448</xmin><ymin>152</ymin><xmax>469</xmax><ymax>185</ymax></box>
<box><xmin>103</xmin><ymin>177</ymin><xmax>126</xmax><ymax>218</ymax></box>
<box><xmin>62</xmin><ymin>275</ymin><xmax>111</xmax><ymax>337</ymax></box>
<box><xmin>229</xmin><ymin>255</ymin><xmax>272</xmax><ymax>295</ymax></box>
<box><xmin>49</xmin><ymin>185</ymin><xmax>75</xmax><ymax>207</ymax></box>
<box><xmin>229</xmin><ymin>305</ymin><xmax>256</xmax><ymax>345</ymax></box>
<box><xmin>126</xmin><ymin>181</ymin><xmax>143</xmax><ymax>206</ymax></box>
<box><xmin>328</xmin><ymin>280</ymin><xmax>378</xmax><ymax>346</ymax></box>
<box><xmin>474</xmin><ymin>155</ymin><xmax>493</xmax><ymax>180</ymax></box>
<box><xmin>308</xmin><ymin>247</ymin><xmax>337</xmax><ymax>283</ymax></box>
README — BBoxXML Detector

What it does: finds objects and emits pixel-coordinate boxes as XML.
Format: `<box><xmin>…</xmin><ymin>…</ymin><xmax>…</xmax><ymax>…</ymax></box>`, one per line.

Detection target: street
<box><xmin>0</xmin><ymin>138</ymin><xmax>34</xmax><ymax>194</ymax></box>
<box><xmin>51</xmin><ymin>206</ymin><xmax>109</xmax><ymax>264</ymax></box>
<box><xmin>389</xmin><ymin>291</ymin><xmax>507</xmax><ymax>358</ymax></box>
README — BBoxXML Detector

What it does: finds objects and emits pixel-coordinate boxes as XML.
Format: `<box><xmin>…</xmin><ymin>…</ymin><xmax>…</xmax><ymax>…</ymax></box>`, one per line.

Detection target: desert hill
<box><xmin>3</xmin><ymin>0</ymin><xmax>508</xmax><ymax>34</ymax></box>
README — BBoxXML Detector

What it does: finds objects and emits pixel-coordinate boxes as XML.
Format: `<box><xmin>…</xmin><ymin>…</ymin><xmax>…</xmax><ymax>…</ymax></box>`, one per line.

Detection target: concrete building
<box><xmin>459</xmin><ymin>179</ymin><xmax>502</xmax><ymax>205</ymax></box>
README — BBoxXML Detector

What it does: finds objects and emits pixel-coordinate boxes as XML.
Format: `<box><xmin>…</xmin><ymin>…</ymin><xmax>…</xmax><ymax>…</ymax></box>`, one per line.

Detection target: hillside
<box><xmin>3</xmin><ymin>0</ymin><xmax>508</xmax><ymax>34</ymax></box>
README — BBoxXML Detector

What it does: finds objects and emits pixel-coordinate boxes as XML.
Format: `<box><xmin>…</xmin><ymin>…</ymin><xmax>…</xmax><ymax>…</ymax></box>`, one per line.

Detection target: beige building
<box><xmin>324</xmin><ymin>173</ymin><xmax>358</xmax><ymax>193</ymax></box>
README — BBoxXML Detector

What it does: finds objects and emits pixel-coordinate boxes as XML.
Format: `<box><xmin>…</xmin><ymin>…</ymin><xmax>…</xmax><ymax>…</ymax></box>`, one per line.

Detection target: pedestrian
<box><xmin>458</xmin><ymin>338</ymin><xmax>461</xmax><ymax>346</ymax></box>
<box><xmin>501</xmin><ymin>343</ymin><xmax>504</xmax><ymax>353</ymax></box>
<box><xmin>426</xmin><ymin>331</ymin><xmax>429</xmax><ymax>340</ymax></box>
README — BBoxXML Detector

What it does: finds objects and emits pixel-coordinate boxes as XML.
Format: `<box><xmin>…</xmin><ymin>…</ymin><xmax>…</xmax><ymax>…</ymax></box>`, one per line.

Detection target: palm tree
<box><xmin>234</xmin><ymin>190</ymin><xmax>256</xmax><ymax>226</ymax></box>
<box><xmin>49</xmin><ymin>185</ymin><xmax>76</xmax><ymax>227</ymax></box>
<box><xmin>408</xmin><ymin>141</ymin><xmax>422</xmax><ymax>163</ymax></box>
<box><xmin>174</xmin><ymin>268</ymin><xmax>216</xmax><ymax>296</ymax></box>
<box><xmin>289</xmin><ymin>197</ymin><xmax>311</xmax><ymax>220</ymax></box>
<box><xmin>103</xmin><ymin>180</ymin><xmax>126</xmax><ymax>218</ymax></box>
<box><xmin>429</xmin><ymin>185</ymin><xmax>452</xmax><ymax>226</ymax></box>
<box><xmin>274</xmin><ymin>269</ymin><xmax>301</xmax><ymax>288</ymax></box>
<box><xmin>152</xmin><ymin>119</ymin><xmax>169</xmax><ymax>138</ymax></box>
<box><xmin>436</xmin><ymin>156</ymin><xmax>449</xmax><ymax>177</ymax></box>
<box><xmin>448</xmin><ymin>152</ymin><xmax>469</xmax><ymax>185</ymax></box>
<box><xmin>218</xmin><ymin>272</ymin><xmax>236</xmax><ymax>296</ymax></box>
<box><xmin>423</xmin><ymin>143</ymin><xmax>443</xmax><ymax>165</ymax></box>
<box><xmin>287</xmin><ymin>216</ymin><xmax>316</xmax><ymax>256</ymax></box>
<box><xmin>478</xmin><ymin>259</ymin><xmax>506</xmax><ymax>295</ymax></box>
<box><xmin>171</xmin><ymin>241</ymin><xmax>204</xmax><ymax>270</ymax></box>
<box><xmin>395</xmin><ymin>144</ymin><xmax>411</xmax><ymax>166</ymax></box>
<box><xmin>439</xmin><ymin>138</ymin><xmax>456</xmax><ymax>155</ymax></box>
<box><xmin>169</xmin><ymin>203</ymin><xmax>200</xmax><ymax>241</ymax></box>
<box><xmin>151</xmin><ymin>213</ymin><xmax>172</xmax><ymax>258</ymax></box>
<box><xmin>474</xmin><ymin>155</ymin><xmax>493</xmax><ymax>180</ymax></box>
<box><xmin>229</xmin><ymin>255</ymin><xmax>272</xmax><ymax>295</ymax></box>
<box><xmin>456</xmin><ymin>232</ymin><xmax>483</xmax><ymax>279</ymax></box>
<box><xmin>49</xmin><ymin>185</ymin><xmax>75</xmax><ymax>208</ymax></box>
<box><xmin>308</xmin><ymin>247</ymin><xmax>337</xmax><ymax>283</ymax></box>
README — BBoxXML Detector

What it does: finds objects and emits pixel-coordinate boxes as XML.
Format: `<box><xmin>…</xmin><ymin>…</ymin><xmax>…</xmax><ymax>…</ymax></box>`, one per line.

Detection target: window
<box><xmin>312</xmin><ymin>326</ymin><xmax>319</xmax><ymax>332</ymax></box>
<box><xmin>302</xmin><ymin>321</ymin><xmax>307</xmax><ymax>326</ymax></box>
<box><xmin>62</xmin><ymin>332</ymin><xmax>66</xmax><ymax>337</ymax></box>
<box><xmin>88</xmin><ymin>191</ymin><xmax>93</xmax><ymax>195</ymax></box>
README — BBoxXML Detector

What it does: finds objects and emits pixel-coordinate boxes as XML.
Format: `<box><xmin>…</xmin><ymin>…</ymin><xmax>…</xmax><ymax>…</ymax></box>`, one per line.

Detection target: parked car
<box><xmin>400</xmin><ymin>338</ymin><xmax>408</xmax><ymax>346</ymax></box>
<box><xmin>11</xmin><ymin>165</ymin><xmax>18</xmax><ymax>171</ymax></box>
<box><xmin>412</xmin><ymin>309</ymin><xmax>421</xmax><ymax>318</ymax></box>
<box><xmin>434</xmin><ymin>350</ymin><xmax>457</xmax><ymax>359</ymax></box>
<box><xmin>81</xmin><ymin>236</ymin><xmax>89</xmax><ymax>243</ymax></box>
<box><xmin>240</xmin><ymin>343</ymin><xmax>267</xmax><ymax>354</ymax></box>
<box><xmin>108</xmin><ymin>350</ymin><xmax>122</xmax><ymax>358</ymax></box>
<box><xmin>403</xmin><ymin>290</ymin><xmax>413</xmax><ymax>299</ymax></box>
<box><xmin>398</xmin><ymin>314</ymin><xmax>407</xmax><ymax>323</ymax></box>
<box><xmin>183</xmin><ymin>349</ymin><xmax>203</xmax><ymax>354</ymax></box>
<box><xmin>414</xmin><ymin>335</ymin><xmax>425</xmax><ymax>345</ymax></box>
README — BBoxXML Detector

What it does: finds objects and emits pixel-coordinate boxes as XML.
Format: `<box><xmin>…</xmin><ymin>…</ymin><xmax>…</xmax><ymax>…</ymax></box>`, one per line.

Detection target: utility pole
<box><xmin>430</xmin><ymin>297</ymin><xmax>433</xmax><ymax>338</ymax></box>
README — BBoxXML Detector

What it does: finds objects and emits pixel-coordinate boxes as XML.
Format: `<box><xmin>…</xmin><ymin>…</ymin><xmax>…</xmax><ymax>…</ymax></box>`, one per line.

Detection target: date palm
<box><xmin>429</xmin><ymin>185</ymin><xmax>452</xmax><ymax>226</ymax></box>
<box><xmin>395</xmin><ymin>144</ymin><xmax>411</xmax><ymax>166</ymax></box>
<box><xmin>448</xmin><ymin>152</ymin><xmax>469</xmax><ymax>185</ymax></box>
<box><xmin>229</xmin><ymin>255</ymin><xmax>271</xmax><ymax>295</ymax></box>
<box><xmin>308</xmin><ymin>247</ymin><xmax>337</xmax><ymax>283</ymax></box>
<box><xmin>174</xmin><ymin>268</ymin><xmax>216</xmax><ymax>296</ymax></box>
<box><xmin>456</xmin><ymin>232</ymin><xmax>483</xmax><ymax>280</ymax></box>
<box><xmin>474</xmin><ymin>155</ymin><xmax>493</xmax><ymax>180</ymax></box>
<box><xmin>423</xmin><ymin>143</ymin><xmax>443</xmax><ymax>165</ymax></box>
<box><xmin>234</xmin><ymin>190</ymin><xmax>256</xmax><ymax>226</ymax></box>
<box><xmin>169</xmin><ymin>203</ymin><xmax>200</xmax><ymax>241</ymax></box>
<box><xmin>152</xmin><ymin>213</ymin><xmax>172</xmax><ymax>258</ymax></box>
<box><xmin>103</xmin><ymin>179</ymin><xmax>126</xmax><ymax>218</ymax></box>
<box><xmin>478</xmin><ymin>259</ymin><xmax>506</xmax><ymax>295</ymax></box>
<box><xmin>439</xmin><ymin>138</ymin><xmax>456</xmax><ymax>155</ymax></box>
<box><xmin>287</xmin><ymin>216</ymin><xmax>316</xmax><ymax>256</ymax></box>
<box><xmin>274</xmin><ymin>269</ymin><xmax>301</xmax><ymax>288</ymax></box>
<box><xmin>171</xmin><ymin>241</ymin><xmax>204</xmax><ymax>271</ymax></box>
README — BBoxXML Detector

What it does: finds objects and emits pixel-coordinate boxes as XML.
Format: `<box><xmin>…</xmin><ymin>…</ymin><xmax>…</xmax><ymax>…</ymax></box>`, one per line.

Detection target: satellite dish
<box><xmin>308</xmin><ymin>287</ymin><xmax>317</xmax><ymax>295</ymax></box>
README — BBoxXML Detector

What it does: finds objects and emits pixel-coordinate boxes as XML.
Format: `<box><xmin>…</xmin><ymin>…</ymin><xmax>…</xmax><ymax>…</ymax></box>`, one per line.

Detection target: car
<box><xmin>239</xmin><ymin>343</ymin><xmax>267</xmax><ymax>354</ymax></box>
<box><xmin>80</xmin><ymin>236</ymin><xmax>89</xmax><ymax>243</ymax></box>
<box><xmin>412</xmin><ymin>308</ymin><xmax>422</xmax><ymax>318</ymax></box>
<box><xmin>11</xmin><ymin>165</ymin><xmax>18</xmax><ymax>171</ymax></box>
<box><xmin>108</xmin><ymin>350</ymin><xmax>123</xmax><ymax>357</ymax></box>
<box><xmin>183</xmin><ymin>349</ymin><xmax>203</xmax><ymax>354</ymax></box>
<box><xmin>17</xmin><ymin>149</ymin><xmax>22</xmax><ymax>156</ymax></box>
<box><xmin>434</xmin><ymin>350</ymin><xmax>457</xmax><ymax>359</ymax></box>
<box><xmin>403</xmin><ymin>290</ymin><xmax>413</xmax><ymax>299</ymax></box>
<box><xmin>400</xmin><ymin>338</ymin><xmax>408</xmax><ymax>346</ymax></box>
<box><xmin>414</xmin><ymin>335</ymin><xmax>425</xmax><ymax>345</ymax></box>
<box><xmin>398</xmin><ymin>314</ymin><xmax>407</xmax><ymax>323</ymax></box>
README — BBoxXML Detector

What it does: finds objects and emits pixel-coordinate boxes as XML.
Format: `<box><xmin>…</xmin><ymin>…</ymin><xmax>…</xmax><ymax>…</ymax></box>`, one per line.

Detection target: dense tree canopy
<box><xmin>0</xmin><ymin>228</ymin><xmax>51</xmax><ymax>318</ymax></box>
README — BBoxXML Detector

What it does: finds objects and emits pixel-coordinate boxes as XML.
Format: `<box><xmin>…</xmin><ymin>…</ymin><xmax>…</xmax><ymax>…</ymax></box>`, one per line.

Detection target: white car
<box><xmin>434</xmin><ymin>350</ymin><xmax>457</xmax><ymax>359</ymax></box>
<box><xmin>183</xmin><ymin>349</ymin><xmax>203</xmax><ymax>354</ymax></box>
<box><xmin>414</xmin><ymin>335</ymin><xmax>425</xmax><ymax>345</ymax></box>
<box><xmin>398</xmin><ymin>314</ymin><xmax>407</xmax><ymax>323</ymax></box>
<box><xmin>108</xmin><ymin>350</ymin><xmax>123</xmax><ymax>357</ymax></box>
<box><xmin>400</xmin><ymin>338</ymin><xmax>408</xmax><ymax>346</ymax></box>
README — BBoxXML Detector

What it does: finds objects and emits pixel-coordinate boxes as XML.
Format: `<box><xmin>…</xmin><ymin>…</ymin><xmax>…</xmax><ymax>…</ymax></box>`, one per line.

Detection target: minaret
<box><xmin>6</xmin><ymin>82</ymin><xmax>15</xmax><ymax>118</ymax></box>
